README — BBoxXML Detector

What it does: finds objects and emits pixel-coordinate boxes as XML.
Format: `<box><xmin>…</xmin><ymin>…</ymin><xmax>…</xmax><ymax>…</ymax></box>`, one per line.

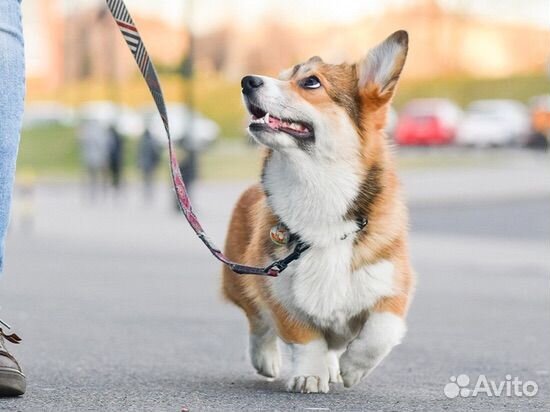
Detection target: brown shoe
<box><xmin>0</xmin><ymin>325</ymin><xmax>26</xmax><ymax>397</ymax></box>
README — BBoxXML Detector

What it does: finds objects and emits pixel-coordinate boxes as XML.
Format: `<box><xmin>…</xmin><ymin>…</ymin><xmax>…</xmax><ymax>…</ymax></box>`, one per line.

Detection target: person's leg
<box><xmin>0</xmin><ymin>0</ymin><xmax>26</xmax><ymax>397</ymax></box>
<box><xmin>0</xmin><ymin>0</ymin><xmax>25</xmax><ymax>274</ymax></box>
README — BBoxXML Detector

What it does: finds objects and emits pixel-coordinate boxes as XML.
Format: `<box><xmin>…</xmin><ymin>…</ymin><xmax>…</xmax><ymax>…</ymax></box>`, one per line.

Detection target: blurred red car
<box><xmin>395</xmin><ymin>99</ymin><xmax>462</xmax><ymax>146</ymax></box>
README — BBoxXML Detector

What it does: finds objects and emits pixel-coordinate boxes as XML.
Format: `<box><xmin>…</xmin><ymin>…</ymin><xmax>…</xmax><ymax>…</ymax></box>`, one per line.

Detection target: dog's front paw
<box><xmin>327</xmin><ymin>351</ymin><xmax>343</xmax><ymax>383</ymax></box>
<box><xmin>250</xmin><ymin>333</ymin><xmax>281</xmax><ymax>379</ymax></box>
<box><xmin>339</xmin><ymin>354</ymin><xmax>365</xmax><ymax>388</ymax></box>
<box><xmin>287</xmin><ymin>375</ymin><xmax>330</xmax><ymax>393</ymax></box>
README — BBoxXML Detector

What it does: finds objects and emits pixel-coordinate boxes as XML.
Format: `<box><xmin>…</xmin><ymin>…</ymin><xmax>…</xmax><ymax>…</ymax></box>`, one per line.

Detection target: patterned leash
<box><xmin>105</xmin><ymin>0</ymin><xmax>308</xmax><ymax>277</ymax></box>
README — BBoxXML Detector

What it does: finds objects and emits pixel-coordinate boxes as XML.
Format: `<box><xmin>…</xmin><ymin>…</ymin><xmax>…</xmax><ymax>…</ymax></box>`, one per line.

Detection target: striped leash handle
<box><xmin>105</xmin><ymin>0</ymin><xmax>288</xmax><ymax>276</ymax></box>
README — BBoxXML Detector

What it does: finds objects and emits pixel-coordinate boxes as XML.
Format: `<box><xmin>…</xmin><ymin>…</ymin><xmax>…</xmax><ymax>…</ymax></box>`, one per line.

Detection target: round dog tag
<box><xmin>270</xmin><ymin>223</ymin><xmax>290</xmax><ymax>246</ymax></box>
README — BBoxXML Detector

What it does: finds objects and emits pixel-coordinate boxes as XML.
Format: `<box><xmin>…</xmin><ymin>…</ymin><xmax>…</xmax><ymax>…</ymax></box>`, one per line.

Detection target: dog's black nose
<box><xmin>241</xmin><ymin>75</ymin><xmax>264</xmax><ymax>95</ymax></box>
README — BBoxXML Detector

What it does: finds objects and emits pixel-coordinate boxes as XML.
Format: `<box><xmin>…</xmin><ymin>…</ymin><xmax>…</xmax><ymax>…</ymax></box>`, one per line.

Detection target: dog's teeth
<box><xmin>251</xmin><ymin>114</ymin><xmax>267</xmax><ymax>124</ymax></box>
<box><xmin>284</xmin><ymin>121</ymin><xmax>302</xmax><ymax>131</ymax></box>
<box><xmin>251</xmin><ymin>112</ymin><xmax>308</xmax><ymax>133</ymax></box>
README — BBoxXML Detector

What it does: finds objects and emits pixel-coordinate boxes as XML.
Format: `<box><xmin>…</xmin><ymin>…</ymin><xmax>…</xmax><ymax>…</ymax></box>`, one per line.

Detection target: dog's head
<box><xmin>242</xmin><ymin>30</ymin><xmax>408</xmax><ymax>156</ymax></box>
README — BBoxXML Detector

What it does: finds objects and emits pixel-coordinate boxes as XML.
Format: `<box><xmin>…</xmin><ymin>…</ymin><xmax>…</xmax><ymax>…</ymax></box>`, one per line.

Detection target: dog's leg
<box><xmin>327</xmin><ymin>348</ymin><xmax>344</xmax><ymax>383</ymax></box>
<box><xmin>339</xmin><ymin>311</ymin><xmax>406</xmax><ymax>388</ymax></box>
<box><xmin>222</xmin><ymin>273</ymin><xmax>281</xmax><ymax>378</ymax></box>
<box><xmin>248</xmin><ymin>312</ymin><xmax>281</xmax><ymax>379</ymax></box>
<box><xmin>287</xmin><ymin>339</ymin><xmax>330</xmax><ymax>393</ymax></box>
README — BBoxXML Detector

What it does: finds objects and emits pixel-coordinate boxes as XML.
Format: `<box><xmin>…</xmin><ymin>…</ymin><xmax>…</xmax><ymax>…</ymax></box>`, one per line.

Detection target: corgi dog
<box><xmin>222</xmin><ymin>30</ymin><xmax>415</xmax><ymax>393</ymax></box>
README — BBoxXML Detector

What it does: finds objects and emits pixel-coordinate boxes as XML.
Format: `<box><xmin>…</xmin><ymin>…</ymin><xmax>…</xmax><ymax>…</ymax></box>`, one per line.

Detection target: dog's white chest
<box><xmin>270</xmin><ymin>242</ymin><xmax>396</xmax><ymax>331</ymax></box>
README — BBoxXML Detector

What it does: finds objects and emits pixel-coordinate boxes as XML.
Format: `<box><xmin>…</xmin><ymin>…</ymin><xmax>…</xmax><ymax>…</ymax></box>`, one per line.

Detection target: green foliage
<box><xmin>394</xmin><ymin>74</ymin><xmax>550</xmax><ymax>109</ymax></box>
<box><xmin>18</xmin><ymin>125</ymin><xmax>80</xmax><ymax>175</ymax></box>
<box><xmin>192</xmin><ymin>76</ymin><xmax>245</xmax><ymax>139</ymax></box>
<box><xmin>199</xmin><ymin>141</ymin><xmax>262</xmax><ymax>180</ymax></box>
<box><xmin>17</xmin><ymin>124</ymin><xmax>140</xmax><ymax>177</ymax></box>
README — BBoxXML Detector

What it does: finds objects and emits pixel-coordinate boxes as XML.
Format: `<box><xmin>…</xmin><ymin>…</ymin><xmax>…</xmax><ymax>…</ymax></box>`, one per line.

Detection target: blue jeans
<box><xmin>0</xmin><ymin>0</ymin><xmax>24</xmax><ymax>274</ymax></box>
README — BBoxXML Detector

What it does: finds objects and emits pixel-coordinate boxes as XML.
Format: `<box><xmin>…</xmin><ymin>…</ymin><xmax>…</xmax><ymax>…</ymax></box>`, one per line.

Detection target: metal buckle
<box><xmin>0</xmin><ymin>319</ymin><xmax>11</xmax><ymax>330</ymax></box>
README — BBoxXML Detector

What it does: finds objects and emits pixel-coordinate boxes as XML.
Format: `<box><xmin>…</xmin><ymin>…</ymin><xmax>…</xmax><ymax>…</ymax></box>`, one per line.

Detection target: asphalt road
<box><xmin>0</xmin><ymin>167</ymin><xmax>549</xmax><ymax>411</ymax></box>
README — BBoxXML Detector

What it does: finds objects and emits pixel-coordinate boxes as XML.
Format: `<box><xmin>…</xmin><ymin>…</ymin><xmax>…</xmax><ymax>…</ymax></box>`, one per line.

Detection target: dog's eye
<box><xmin>301</xmin><ymin>75</ymin><xmax>321</xmax><ymax>89</ymax></box>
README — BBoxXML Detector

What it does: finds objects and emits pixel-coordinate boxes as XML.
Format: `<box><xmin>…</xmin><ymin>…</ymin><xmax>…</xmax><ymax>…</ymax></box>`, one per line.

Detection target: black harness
<box><xmin>265</xmin><ymin>217</ymin><xmax>368</xmax><ymax>274</ymax></box>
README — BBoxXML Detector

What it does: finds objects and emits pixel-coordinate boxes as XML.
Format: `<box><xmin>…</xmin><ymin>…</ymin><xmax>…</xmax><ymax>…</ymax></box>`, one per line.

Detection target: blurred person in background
<box><xmin>0</xmin><ymin>0</ymin><xmax>27</xmax><ymax>397</ymax></box>
<box><xmin>528</xmin><ymin>95</ymin><xmax>550</xmax><ymax>150</ymax></box>
<box><xmin>78</xmin><ymin>118</ymin><xmax>109</xmax><ymax>201</ymax></box>
<box><xmin>178</xmin><ymin>148</ymin><xmax>197</xmax><ymax>196</ymax></box>
<box><xmin>107</xmin><ymin>124</ymin><xmax>124</xmax><ymax>192</ymax></box>
<box><xmin>174</xmin><ymin>143</ymin><xmax>197</xmax><ymax>212</ymax></box>
<box><xmin>137</xmin><ymin>127</ymin><xmax>161</xmax><ymax>202</ymax></box>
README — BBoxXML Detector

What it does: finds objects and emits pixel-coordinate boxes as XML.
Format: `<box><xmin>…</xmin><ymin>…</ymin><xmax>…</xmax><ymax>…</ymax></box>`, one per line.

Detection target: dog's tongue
<box><xmin>267</xmin><ymin>113</ymin><xmax>282</xmax><ymax>129</ymax></box>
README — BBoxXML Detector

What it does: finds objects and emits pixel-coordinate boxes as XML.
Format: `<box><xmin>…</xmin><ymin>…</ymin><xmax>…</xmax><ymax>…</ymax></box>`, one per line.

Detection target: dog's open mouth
<box><xmin>246</xmin><ymin>103</ymin><xmax>314</xmax><ymax>140</ymax></box>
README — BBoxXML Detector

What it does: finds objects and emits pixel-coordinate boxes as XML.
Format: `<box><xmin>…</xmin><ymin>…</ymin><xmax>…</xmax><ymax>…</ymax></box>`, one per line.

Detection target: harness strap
<box><xmin>105</xmin><ymin>0</ymin><xmax>308</xmax><ymax>277</ymax></box>
<box><xmin>0</xmin><ymin>329</ymin><xmax>21</xmax><ymax>345</ymax></box>
<box><xmin>265</xmin><ymin>242</ymin><xmax>310</xmax><ymax>274</ymax></box>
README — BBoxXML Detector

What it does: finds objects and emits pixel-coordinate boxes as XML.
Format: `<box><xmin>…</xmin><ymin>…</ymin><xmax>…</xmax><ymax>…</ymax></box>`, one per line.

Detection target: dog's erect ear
<box><xmin>358</xmin><ymin>30</ymin><xmax>408</xmax><ymax>98</ymax></box>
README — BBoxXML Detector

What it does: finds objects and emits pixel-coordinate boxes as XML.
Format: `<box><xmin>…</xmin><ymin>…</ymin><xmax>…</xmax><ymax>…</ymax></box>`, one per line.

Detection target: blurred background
<box><xmin>17</xmin><ymin>0</ymin><xmax>550</xmax><ymax>187</ymax></box>
<box><xmin>2</xmin><ymin>0</ymin><xmax>549</xmax><ymax>410</ymax></box>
